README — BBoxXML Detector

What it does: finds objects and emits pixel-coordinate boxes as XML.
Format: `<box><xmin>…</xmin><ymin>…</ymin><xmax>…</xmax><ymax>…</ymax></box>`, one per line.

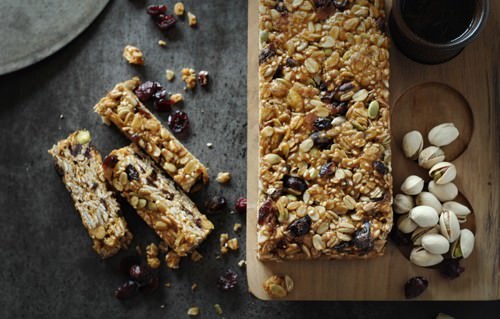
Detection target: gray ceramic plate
<box><xmin>0</xmin><ymin>0</ymin><xmax>109</xmax><ymax>75</ymax></box>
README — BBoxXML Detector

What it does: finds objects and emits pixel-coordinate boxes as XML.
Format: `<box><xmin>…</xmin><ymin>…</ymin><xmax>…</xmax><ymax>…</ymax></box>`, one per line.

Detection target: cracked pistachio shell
<box><xmin>421</xmin><ymin>233</ymin><xmax>450</xmax><ymax>255</ymax></box>
<box><xmin>397</xmin><ymin>214</ymin><xmax>418</xmax><ymax>234</ymax></box>
<box><xmin>410</xmin><ymin>246</ymin><xmax>444</xmax><ymax>267</ymax></box>
<box><xmin>416</xmin><ymin>192</ymin><xmax>442</xmax><ymax>214</ymax></box>
<box><xmin>428</xmin><ymin>123</ymin><xmax>459</xmax><ymax>147</ymax></box>
<box><xmin>428</xmin><ymin>181</ymin><xmax>458</xmax><ymax>202</ymax></box>
<box><xmin>411</xmin><ymin>226</ymin><xmax>439</xmax><ymax>245</ymax></box>
<box><xmin>402</xmin><ymin>130</ymin><xmax>423</xmax><ymax>160</ymax></box>
<box><xmin>409</xmin><ymin>205</ymin><xmax>439</xmax><ymax>227</ymax></box>
<box><xmin>429</xmin><ymin>162</ymin><xmax>457</xmax><ymax>184</ymax></box>
<box><xmin>439</xmin><ymin>210</ymin><xmax>461</xmax><ymax>243</ymax></box>
<box><xmin>401</xmin><ymin>175</ymin><xmax>424</xmax><ymax>196</ymax></box>
<box><xmin>442</xmin><ymin>201</ymin><xmax>471</xmax><ymax>217</ymax></box>
<box><xmin>418</xmin><ymin>146</ymin><xmax>445</xmax><ymax>169</ymax></box>
<box><xmin>394</xmin><ymin>193</ymin><xmax>414</xmax><ymax>214</ymax></box>
<box><xmin>452</xmin><ymin>228</ymin><xmax>475</xmax><ymax>259</ymax></box>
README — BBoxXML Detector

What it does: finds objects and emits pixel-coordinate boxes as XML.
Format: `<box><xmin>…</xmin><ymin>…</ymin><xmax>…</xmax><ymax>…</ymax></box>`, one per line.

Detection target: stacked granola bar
<box><xmin>49</xmin><ymin>130</ymin><xmax>132</xmax><ymax>258</ymax></box>
<box><xmin>257</xmin><ymin>0</ymin><xmax>392</xmax><ymax>260</ymax></box>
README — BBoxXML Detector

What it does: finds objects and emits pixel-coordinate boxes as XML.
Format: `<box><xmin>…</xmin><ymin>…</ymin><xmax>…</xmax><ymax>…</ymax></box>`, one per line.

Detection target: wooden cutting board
<box><xmin>246</xmin><ymin>0</ymin><xmax>499</xmax><ymax>300</ymax></box>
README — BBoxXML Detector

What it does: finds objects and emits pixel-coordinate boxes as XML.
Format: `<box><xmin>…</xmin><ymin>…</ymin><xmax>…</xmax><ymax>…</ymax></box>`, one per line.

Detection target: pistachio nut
<box><xmin>429</xmin><ymin>162</ymin><xmax>457</xmax><ymax>185</ymax></box>
<box><xmin>428</xmin><ymin>123</ymin><xmax>459</xmax><ymax>147</ymax></box>
<box><xmin>439</xmin><ymin>210</ymin><xmax>460</xmax><ymax>243</ymax></box>
<box><xmin>418</xmin><ymin>146</ymin><xmax>445</xmax><ymax>169</ymax></box>
<box><xmin>76</xmin><ymin>130</ymin><xmax>91</xmax><ymax>144</ymax></box>
<box><xmin>442</xmin><ymin>201</ymin><xmax>471</xmax><ymax>219</ymax></box>
<box><xmin>421</xmin><ymin>233</ymin><xmax>450</xmax><ymax>255</ymax></box>
<box><xmin>393</xmin><ymin>193</ymin><xmax>414</xmax><ymax>214</ymax></box>
<box><xmin>409</xmin><ymin>205</ymin><xmax>439</xmax><ymax>227</ymax></box>
<box><xmin>401</xmin><ymin>175</ymin><xmax>424</xmax><ymax>196</ymax></box>
<box><xmin>428</xmin><ymin>181</ymin><xmax>458</xmax><ymax>202</ymax></box>
<box><xmin>411</xmin><ymin>226</ymin><xmax>439</xmax><ymax>245</ymax></box>
<box><xmin>410</xmin><ymin>246</ymin><xmax>444</xmax><ymax>267</ymax></box>
<box><xmin>415</xmin><ymin>192</ymin><xmax>442</xmax><ymax>214</ymax></box>
<box><xmin>397</xmin><ymin>214</ymin><xmax>418</xmax><ymax>234</ymax></box>
<box><xmin>451</xmin><ymin>228</ymin><xmax>475</xmax><ymax>259</ymax></box>
<box><xmin>402</xmin><ymin>130</ymin><xmax>423</xmax><ymax>160</ymax></box>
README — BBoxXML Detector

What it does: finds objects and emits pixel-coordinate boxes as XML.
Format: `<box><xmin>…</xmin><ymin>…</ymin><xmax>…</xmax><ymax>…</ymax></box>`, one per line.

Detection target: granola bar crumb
<box><xmin>164</xmin><ymin>282</ymin><xmax>172</xmax><ymax>288</ymax></box>
<box><xmin>214</xmin><ymin>304</ymin><xmax>223</xmax><ymax>316</ymax></box>
<box><xmin>190</xmin><ymin>250</ymin><xmax>203</xmax><ymax>262</ymax></box>
<box><xmin>191</xmin><ymin>283</ymin><xmax>198</xmax><ymax>291</ymax></box>
<box><xmin>263</xmin><ymin>275</ymin><xmax>294</xmax><ymax>298</ymax></box>
<box><xmin>165</xmin><ymin>251</ymin><xmax>181</xmax><ymax>269</ymax></box>
<box><xmin>146</xmin><ymin>243</ymin><xmax>161</xmax><ymax>269</ymax></box>
<box><xmin>174</xmin><ymin>2</ymin><xmax>184</xmax><ymax>16</ymax></box>
<box><xmin>182</xmin><ymin>68</ymin><xmax>197</xmax><ymax>89</ymax></box>
<box><xmin>227</xmin><ymin>238</ymin><xmax>239</xmax><ymax>251</ymax></box>
<box><xmin>219</xmin><ymin>233</ymin><xmax>229</xmax><ymax>254</ymax></box>
<box><xmin>233</xmin><ymin>223</ymin><xmax>242</xmax><ymax>232</ymax></box>
<box><xmin>158</xmin><ymin>40</ymin><xmax>167</xmax><ymax>47</ymax></box>
<box><xmin>187</xmin><ymin>307</ymin><xmax>199</xmax><ymax>316</ymax></box>
<box><xmin>216</xmin><ymin>172</ymin><xmax>231</xmax><ymax>184</ymax></box>
<box><xmin>187</xmin><ymin>12</ymin><xmax>197</xmax><ymax>27</ymax></box>
<box><xmin>237</xmin><ymin>259</ymin><xmax>246</xmax><ymax>268</ymax></box>
<box><xmin>122</xmin><ymin>45</ymin><xmax>144</xmax><ymax>65</ymax></box>
<box><xmin>170</xmin><ymin>93</ymin><xmax>183</xmax><ymax>104</ymax></box>
<box><xmin>166</xmin><ymin>69</ymin><xmax>175</xmax><ymax>81</ymax></box>
<box><xmin>206</xmin><ymin>143</ymin><xmax>213</xmax><ymax>148</ymax></box>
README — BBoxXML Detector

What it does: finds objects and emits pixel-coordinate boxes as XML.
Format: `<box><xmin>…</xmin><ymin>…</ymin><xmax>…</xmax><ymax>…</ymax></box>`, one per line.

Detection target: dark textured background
<box><xmin>0</xmin><ymin>0</ymin><xmax>497</xmax><ymax>318</ymax></box>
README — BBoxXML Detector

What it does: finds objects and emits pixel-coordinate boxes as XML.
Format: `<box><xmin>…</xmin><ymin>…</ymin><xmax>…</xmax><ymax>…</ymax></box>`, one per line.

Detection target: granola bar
<box><xmin>257</xmin><ymin>0</ymin><xmax>392</xmax><ymax>260</ymax></box>
<box><xmin>48</xmin><ymin>130</ymin><xmax>132</xmax><ymax>258</ymax></box>
<box><xmin>94</xmin><ymin>77</ymin><xmax>208</xmax><ymax>193</ymax></box>
<box><xmin>102</xmin><ymin>145</ymin><xmax>213</xmax><ymax>256</ymax></box>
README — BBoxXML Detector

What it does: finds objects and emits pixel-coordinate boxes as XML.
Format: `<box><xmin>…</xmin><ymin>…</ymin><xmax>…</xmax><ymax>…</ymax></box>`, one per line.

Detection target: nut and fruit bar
<box><xmin>257</xmin><ymin>0</ymin><xmax>392</xmax><ymax>260</ymax></box>
<box><xmin>94</xmin><ymin>77</ymin><xmax>208</xmax><ymax>193</ymax></box>
<box><xmin>48</xmin><ymin>130</ymin><xmax>133</xmax><ymax>258</ymax></box>
<box><xmin>103</xmin><ymin>145</ymin><xmax>213</xmax><ymax>256</ymax></box>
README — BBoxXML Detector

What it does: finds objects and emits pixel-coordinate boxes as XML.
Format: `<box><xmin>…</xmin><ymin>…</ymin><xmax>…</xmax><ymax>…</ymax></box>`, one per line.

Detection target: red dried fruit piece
<box><xmin>115</xmin><ymin>281</ymin><xmax>139</xmax><ymax>300</ymax></box>
<box><xmin>313</xmin><ymin>117</ymin><xmax>332</xmax><ymax>131</ymax></box>
<box><xmin>258</xmin><ymin>199</ymin><xmax>277</xmax><ymax>225</ymax></box>
<box><xmin>319</xmin><ymin>162</ymin><xmax>335</xmax><ymax>177</ymax></box>
<box><xmin>198</xmin><ymin>71</ymin><xmax>209</xmax><ymax>87</ymax></box>
<box><xmin>235</xmin><ymin>197</ymin><xmax>247</xmax><ymax>214</ymax></box>
<box><xmin>168</xmin><ymin>110</ymin><xmax>190</xmax><ymax>134</ymax></box>
<box><xmin>404</xmin><ymin>276</ymin><xmax>428</xmax><ymax>299</ymax></box>
<box><xmin>373</xmin><ymin>161</ymin><xmax>388</xmax><ymax>175</ymax></box>
<box><xmin>134</xmin><ymin>81</ymin><xmax>162</xmax><ymax>102</ymax></box>
<box><xmin>217</xmin><ymin>269</ymin><xmax>238</xmax><ymax>291</ymax></box>
<box><xmin>147</xmin><ymin>5</ymin><xmax>167</xmax><ymax>16</ymax></box>
<box><xmin>439</xmin><ymin>259</ymin><xmax>465</xmax><ymax>279</ymax></box>
<box><xmin>283</xmin><ymin>175</ymin><xmax>308</xmax><ymax>195</ymax></box>
<box><xmin>125</xmin><ymin>164</ymin><xmax>140</xmax><ymax>181</ymax></box>
<box><xmin>156</xmin><ymin>15</ymin><xmax>177</xmax><ymax>31</ymax></box>
<box><xmin>119</xmin><ymin>255</ymin><xmax>141</xmax><ymax>276</ymax></box>
<box><xmin>129</xmin><ymin>264</ymin><xmax>154</xmax><ymax>287</ymax></box>
<box><xmin>259</xmin><ymin>44</ymin><xmax>276</xmax><ymax>65</ymax></box>
<box><xmin>287</xmin><ymin>216</ymin><xmax>311</xmax><ymax>237</ymax></box>
<box><xmin>140</xmin><ymin>275</ymin><xmax>159</xmax><ymax>295</ymax></box>
<box><xmin>152</xmin><ymin>89</ymin><xmax>172</xmax><ymax>111</ymax></box>
<box><xmin>205</xmin><ymin>196</ymin><xmax>227</xmax><ymax>212</ymax></box>
<box><xmin>310</xmin><ymin>131</ymin><xmax>332</xmax><ymax>150</ymax></box>
<box><xmin>354</xmin><ymin>221</ymin><xmax>374</xmax><ymax>252</ymax></box>
<box><xmin>103</xmin><ymin>155</ymin><xmax>119</xmax><ymax>169</ymax></box>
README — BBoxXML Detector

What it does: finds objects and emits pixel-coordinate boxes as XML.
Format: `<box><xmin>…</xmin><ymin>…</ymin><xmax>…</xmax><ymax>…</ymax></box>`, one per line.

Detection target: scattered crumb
<box><xmin>233</xmin><ymin>223</ymin><xmax>242</xmax><ymax>232</ymax></box>
<box><xmin>229</xmin><ymin>210</ymin><xmax>236</xmax><ymax>215</ymax></box>
<box><xmin>164</xmin><ymin>283</ymin><xmax>172</xmax><ymax>288</ymax></box>
<box><xmin>166</xmin><ymin>69</ymin><xmax>175</xmax><ymax>81</ymax></box>
<box><xmin>191</xmin><ymin>283</ymin><xmax>198</xmax><ymax>291</ymax></box>
<box><xmin>158</xmin><ymin>40</ymin><xmax>167</xmax><ymax>47</ymax></box>
<box><xmin>227</xmin><ymin>238</ymin><xmax>239</xmax><ymax>251</ymax></box>
<box><xmin>122</xmin><ymin>45</ymin><xmax>144</xmax><ymax>65</ymax></box>
<box><xmin>263</xmin><ymin>275</ymin><xmax>294</xmax><ymax>298</ymax></box>
<box><xmin>182</xmin><ymin>68</ymin><xmax>197</xmax><ymax>89</ymax></box>
<box><xmin>237</xmin><ymin>259</ymin><xmax>246</xmax><ymax>268</ymax></box>
<box><xmin>190</xmin><ymin>250</ymin><xmax>203</xmax><ymax>262</ymax></box>
<box><xmin>165</xmin><ymin>251</ymin><xmax>181</xmax><ymax>269</ymax></box>
<box><xmin>187</xmin><ymin>12</ymin><xmax>197</xmax><ymax>27</ymax></box>
<box><xmin>146</xmin><ymin>243</ymin><xmax>161</xmax><ymax>269</ymax></box>
<box><xmin>216</xmin><ymin>172</ymin><xmax>231</xmax><ymax>184</ymax></box>
<box><xmin>220</xmin><ymin>233</ymin><xmax>239</xmax><ymax>254</ymax></box>
<box><xmin>170</xmin><ymin>93</ymin><xmax>183</xmax><ymax>104</ymax></box>
<box><xmin>214</xmin><ymin>304</ymin><xmax>223</xmax><ymax>316</ymax></box>
<box><xmin>206</xmin><ymin>143</ymin><xmax>213</xmax><ymax>148</ymax></box>
<box><xmin>198</xmin><ymin>70</ymin><xmax>209</xmax><ymax>87</ymax></box>
<box><xmin>160</xmin><ymin>304</ymin><xmax>166</xmax><ymax>309</ymax></box>
<box><xmin>187</xmin><ymin>307</ymin><xmax>199</xmax><ymax>316</ymax></box>
<box><xmin>215</xmin><ymin>255</ymin><xmax>222</xmax><ymax>260</ymax></box>
<box><xmin>59</xmin><ymin>114</ymin><xmax>64</xmax><ymax>119</ymax></box>
<box><xmin>174</xmin><ymin>2</ymin><xmax>185</xmax><ymax>16</ymax></box>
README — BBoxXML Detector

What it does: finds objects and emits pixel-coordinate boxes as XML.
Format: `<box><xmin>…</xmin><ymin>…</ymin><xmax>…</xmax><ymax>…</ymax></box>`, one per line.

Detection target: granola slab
<box><xmin>94</xmin><ymin>77</ymin><xmax>208</xmax><ymax>193</ymax></box>
<box><xmin>48</xmin><ymin>130</ymin><xmax>132</xmax><ymax>258</ymax></box>
<box><xmin>103</xmin><ymin>145</ymin><xmax>213</xmax><ymax>256</ymax></box>
<box><xmin>257</xmin><ymin>0</ymin><xmax>392</xmax><ymax>260</ymax></box>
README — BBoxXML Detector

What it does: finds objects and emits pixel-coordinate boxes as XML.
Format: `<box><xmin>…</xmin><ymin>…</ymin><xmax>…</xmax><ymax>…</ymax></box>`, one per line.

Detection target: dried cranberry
<box><xmin>439</xmin><ymin>259</ymin><xmax>465</xmax><ymax>279</ymax></box>
<box><xmin>315</xmin><ymin>0</ymin><xmax>331</xmax><ymax>8</ymax></box>
<box><xmin>140</xmin><ymin>275</ymin><xmax>159</xmax><ymax>295</ymax></box>
<box><xmin>152</xmin><ymin>89</ymin><xmax>172</xmax><ymax>111</ymax></box>
<box><xmin>259</xmin><ymin>44</ymin><xmax>276</xmax><ymax>65</ymax></box>
<box><xmin>235</xmin><ymin>197</ymin><xmax>247</xmax><ymax>214</ymax></box>
<box><xmin>287</xmin><ymin>215</ymin><xmax>312</xmax><ymax>237</ymax></box>
<box><xmin>285</xmin><ymin>57</ymin><xmax>297</xmax><ymax>67</ymax></box>
<box><xmin>146</xmin><ymin>5</ymin><xmax>167</xmax><ymax>16</ymax></box>
<box><xmin>319</xmin><ymin>162</ymin><xmax>335</xmax><ymax>177</ymax></box>
<box><xmin>272</xmin><ymin>65</ymin><xmax>283</xmax><ymax>80</ymax></box>
<box><xmin>134</xmin><ymin>81</ymin><xmax>162</xmax><ymax>102</ymax></box>
<box><xmin>354</xmin><ymin>222</ymin><xmax>373</xmax><ymax>251</ymax></box>
<box><xmin>205</xmin><ymin>196</ymin><xmax>227</xmax><ymax>212</ymax></box>
<box><xmin>125</xmin><ymin>164</ymin><xmax>140</xmax><ymax>181</ymax></box>
<box><xmin>129</xmin><ymin>264</ymin><xmax>154</xmax><ymax>287</ymax></box>
<box><xmin>321</xmin><ymin>90</ymin><xmax>336</xmax><ymax>104</ymax></box>
<box><xmin>258</xmin><ymin>199</ymin><xmax>277</xmax><ymax>225</ymax></box>
<box><xmin>404</xmin><ymin>276</ymin><xmax>428</xmax><ymax>299</ymax></box>
<box><xmin>168</xmin><ymin>110</ymin><xmax>190</xmax><ymax>134</ymax></box>
<box><xmin>283</xmin><ymin>175</ymin><xmax>308</xmax><ymax>195</ymax></box>
<box><xmin>275</xmin><ymin>2</ymin><xmax>288</xmax><ymax>13</ymax></box>
<box><xmin>313</xmin><ymin>117</ymin><xmax>332</xmax><ymax>131</ymax></box>
<box><xmin>338</xmin><ymin>82</ymin><xmax>355</xmax><ymax>92</ymax></box>
<box><xmin>331</xmin><ymin>101</ymin><xmax>348</xmax><ymax>115</ymax></box>
<box><xmin>373</xmin><ymin>161</ymin><xmax>388</xmax><ymax>175</ymax></box>
<box><xmin>119</xmin><ymin>256</ymin><xmax>141</xmax><ymax>276</ymax></box>
<box><xmin>103</xmin><ymin>155</ymin><xmax>119</xmax><ymax>169</ymax></box>
<box><xmin>156</xmin><ymin>15</ymin><xmax>177</xmax><ymax>31</ymax></box>
<box><xmin>198</xmin><ymin>71</ymin><xmax>209</xmax><ymax>87</ymax></box>
<box><xmin>333</xmin><ymin>0</ymin><xmax>348</xmax><ymax>10</ymax></box>
<box><xmin>310</xmin><ymin>131</ymin><xmax>332</xmax><ymax>150</ymax></box>
<box><xmin>115</xmin><ymin>281</ymin><xmax>139</xmax><ymax>300</ymax></box>
<box><xmin>217</xmin><ymin>269</ymin><xmax>238</xmax><ymax>291</ymax></box>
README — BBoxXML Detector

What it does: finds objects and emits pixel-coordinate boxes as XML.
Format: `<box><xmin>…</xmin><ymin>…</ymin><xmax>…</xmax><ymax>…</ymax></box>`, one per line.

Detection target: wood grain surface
<box><xmin>246</xmin><ymin>0</ymin><xmax>499</xmax><ymax>300</ymax></box>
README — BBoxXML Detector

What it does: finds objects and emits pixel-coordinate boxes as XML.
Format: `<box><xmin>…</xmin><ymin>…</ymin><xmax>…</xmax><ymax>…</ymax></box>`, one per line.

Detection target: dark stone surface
<box><xmin>0</xmin><ymin>0</ymin><xmax>497</xmax><ymax>318</ymax></box>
